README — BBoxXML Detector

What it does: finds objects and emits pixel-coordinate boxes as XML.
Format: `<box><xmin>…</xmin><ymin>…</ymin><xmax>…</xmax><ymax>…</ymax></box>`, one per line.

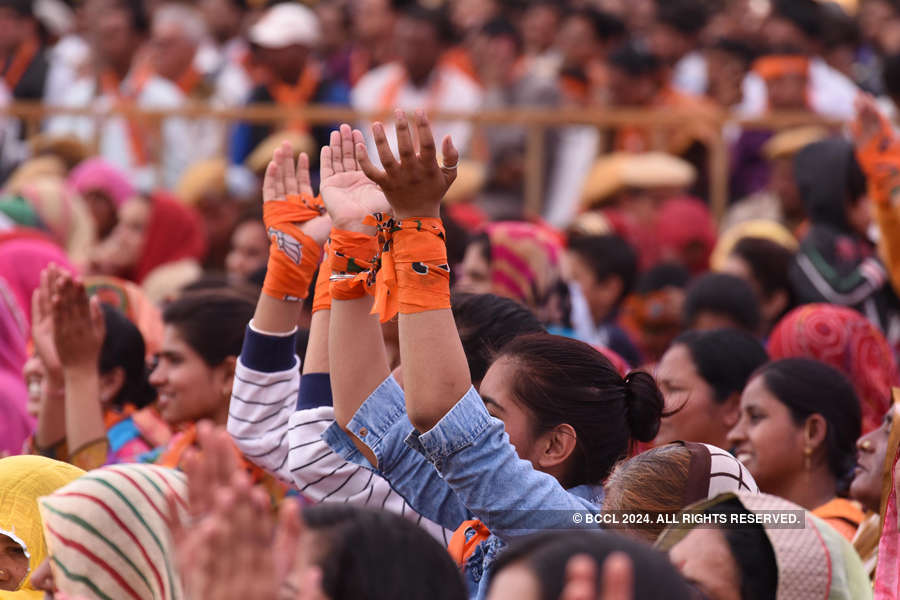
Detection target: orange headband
<box><xmin>754</xmin><ymin>55</ymin><xmax>810</xmax><ymax>81</ymax></box>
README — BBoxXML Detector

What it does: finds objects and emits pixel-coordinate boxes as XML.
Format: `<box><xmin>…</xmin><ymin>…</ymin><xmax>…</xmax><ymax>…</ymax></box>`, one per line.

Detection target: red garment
<box><xmin>129</xmin><ymin>192</ymin><xmax>207</xmax><ymax>283</ymax></box>
<box><xmin>655</xmin><ymin>197</ymin><xmax>717</xmax><ymax>275</ymax></box>
<box><xmin>768</xmin><ymin>304</ymin><xmax>898</xmax><ymax>435</ymax></box>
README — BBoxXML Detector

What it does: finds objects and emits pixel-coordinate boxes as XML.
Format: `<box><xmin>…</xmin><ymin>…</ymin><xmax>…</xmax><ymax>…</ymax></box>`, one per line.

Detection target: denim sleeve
<box><xmin>406</xmin><ymin>387</ymin><xmax>601</xmax><ymax>540</ymax></box>
<box><xmin>321</xmin><ymin>376</ymin><xmax>473</xmax><ymax>531</ymax></box>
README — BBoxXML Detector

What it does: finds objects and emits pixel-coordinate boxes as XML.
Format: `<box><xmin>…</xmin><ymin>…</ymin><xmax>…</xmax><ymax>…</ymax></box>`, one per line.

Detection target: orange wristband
<box><xmin>262</xmin><ymin>194</ymin><xmax>325</xmax><ymax>301</ymax></box>
<box><xmin>365</xmin><ymin>215</ymin><xmax>450</xmax><ymax>322</ymax></box>
<box><xmin>311</xmin><ymin>240</ymin><xmax>332</xmax><ymax>313</ymax></box>
<box><xmin>329</xmin><ymin>228</ymin><xmax>378</xmax><ymax>301</ymax></box>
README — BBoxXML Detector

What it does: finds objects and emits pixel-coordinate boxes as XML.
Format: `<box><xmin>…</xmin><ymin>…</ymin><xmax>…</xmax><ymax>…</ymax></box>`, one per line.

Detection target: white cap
<box><xmin>248</xmin><ymin>3</ymin><xmax>320</xmax><ymax>49</ymax></box>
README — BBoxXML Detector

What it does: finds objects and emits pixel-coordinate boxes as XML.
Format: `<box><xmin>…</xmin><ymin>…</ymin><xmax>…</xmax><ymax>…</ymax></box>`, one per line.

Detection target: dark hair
<box><xmin>0</xmin><ymin>0</ymin><xmax>32</xmax><ymax>17</ymax></box>
<box><xmin>654</xmin><ymin>0</ymin><xmax>709</xmax><ymax>36</ymax></box>
<box><xmin>98</xmin><ymin>303</ymin><xmax>155</xmax><ymax>409</ymax></box>
<box><xmin>567</xmin><ymin>234</ymin><xmax>638</xmax><ymax>306</ymax></box>
<box><xmin>609</xmin><ymin>39</ymin><xmax>663</xmax><ymax>76</ymax></box>
<box><xmin>495</xmin><ymin>334</ymin><xmax>664</xmax><ymax>487</ymax></box>
<box><xmin>481</xmin><ymin>16</ymin><xmax>522</xmax><ymax>52</ymax></box>
<box><xmin>683</xmin><ymin>273</ymin><xmax>762</xmax><ymax>334</ymax></box>
<box><xmin>703</xmin><ymin>498</ymin><xmax>778</xmax><ymax>600</ymax></box>
<box><xmin>567</xmin><ymin>8</ymin><xmax>627</xmax><ymax>42</ymax></box>
<box><xmin>673</xmin><ymin>329</ymin><xmax>768</xmax><ymax>404</ymax></box>
<box><xmin>821</xmin><ymin>6</ymin><xmax>860</xmax><ymax>50</ymax></box>
<box><xmin>707</xmin><ymin>37</ymin><xmax>757</xmax><ymax>67</ymax></box>
<box><xmin>635</xmin><ymin>262</ymin><xmax>690</xmax><ymax>294</ymax></box>
<box><xmin>490</xmin><ymin>530</ymin><xmax>694</xmax><ymax>600</ymax></box>
<box><xmin>302</xmin><ymin>505</ymin><xmax>466</xmax><ymax>600</ymax></box>
<box><xmin>771</xmin><ymin>0</ymin><xmax>823</xmax><ymax>38</ymax></box>
<box><xmin>161</xmin><ymin>291</ymin><xmax>254</xmax><ymax>366</ymax></box>
<box><xmin>754</xmin><ymin>358</ymin><xmax>862</xmax><ymax>490</ymax></box>
<box><xmin>730</xmin><ymin>237</ymin><xmax>795</xmax><ymax>314</ymax></box>
<box><xmin>112</xmin><ymin>0</ymin><xmax>149</xmax><ymax>34</ymax></box>
<box><xmin>451</xmin><ymin>292</ymin><xmax>545</xmax><ymax>384</ymax></box>
<box><xmin>883</xmin><ymin>53</ymin><xmax>900</xmax><ymax>100</ymax></box>
<box><xmin>400</xmin><ymin>3</ymin><xmax>454</xmax><ymax>44</ymax></box>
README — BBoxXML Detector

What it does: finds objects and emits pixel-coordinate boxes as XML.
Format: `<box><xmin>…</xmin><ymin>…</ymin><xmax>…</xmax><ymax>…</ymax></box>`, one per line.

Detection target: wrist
<box><xmin>333</xmin><ymin>220</ymin><xmax>377</xmax><ymax>235</ymax></box>
<box><xmin>393</xmin><ymin>208</ymin><xmax>441</xmax><ymax>221</ymax></box>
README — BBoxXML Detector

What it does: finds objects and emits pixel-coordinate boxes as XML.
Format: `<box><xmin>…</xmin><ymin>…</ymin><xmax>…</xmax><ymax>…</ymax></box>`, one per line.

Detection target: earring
<box><xmin>804</xmin><ymin>446</ymin><xmax>813</xmax><ymax>471</ymax></box>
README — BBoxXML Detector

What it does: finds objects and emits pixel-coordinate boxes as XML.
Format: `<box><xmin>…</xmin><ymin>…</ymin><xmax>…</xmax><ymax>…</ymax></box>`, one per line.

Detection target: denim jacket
<box><xmin>322</xmin><ymin>376</ymin><xmax>604</xmax><ymax>599</ymax></box>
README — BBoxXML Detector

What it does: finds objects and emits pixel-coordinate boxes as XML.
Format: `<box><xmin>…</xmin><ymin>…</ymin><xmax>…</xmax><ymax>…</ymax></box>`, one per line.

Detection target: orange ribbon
<box><xmin>262</xmin><ymin>194</ymin><xmax>325</xmax><ymax>301</ymax></box>
<box><xmin>2</xmin><ymin>36</ymin><xmax>38</xmax><ymax>92</ymax></box>
<box><xmin>855</xmin><ymin>111</ymin><xmax>900</xmax><ymax>206</ymax></box>
<box><xmin>364</xmin><ymin>214</ymin><xmax>450</xmax><ymax>322</ymax></box>
<box><xmin>100</xmin><ymin>68</ymin><xmax>153</xmax><ymax>166</ymax></box>
<box><xmin>311</xmin><ymin>240</ymin><xmax>333</xmax><ymax>313</ymax></box>
<box><xmin>329</xmin><ymin>228</ymin><xmax>378</xmax><ymax>301</ymax></box>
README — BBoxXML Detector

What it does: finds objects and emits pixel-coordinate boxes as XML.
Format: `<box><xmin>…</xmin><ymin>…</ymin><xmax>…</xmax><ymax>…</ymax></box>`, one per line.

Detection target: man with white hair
<box><xmin>229</xmin><ymin>2</ymin><xmax>350</xmax><ymax>167</ymax></box>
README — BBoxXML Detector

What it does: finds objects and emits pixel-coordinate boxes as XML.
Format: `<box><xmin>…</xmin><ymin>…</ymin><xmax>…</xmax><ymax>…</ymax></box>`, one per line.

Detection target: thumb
<box><xmin>440</xmin><ymin>136</ymin><xmax>459</xmax><ymax>187</ymax></box>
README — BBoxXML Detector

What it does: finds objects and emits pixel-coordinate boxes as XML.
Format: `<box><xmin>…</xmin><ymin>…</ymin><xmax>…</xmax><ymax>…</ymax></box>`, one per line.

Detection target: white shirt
<box><xmin>352</xmin><ymin>62</ymin><xmax>483</xmax><ymax>162</ymax></box>
<box><xmin>45</xmin><ymin>72</ymin><xmax>194</xmax><ymax>191</ymax></box>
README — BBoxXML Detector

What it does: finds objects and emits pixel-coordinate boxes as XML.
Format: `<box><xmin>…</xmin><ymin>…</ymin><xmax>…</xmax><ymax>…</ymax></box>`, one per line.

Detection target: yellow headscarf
<box><xmin>0</xmin><ymin>456</ymin><xmax>84</xmax><ymax>599</ymax></box>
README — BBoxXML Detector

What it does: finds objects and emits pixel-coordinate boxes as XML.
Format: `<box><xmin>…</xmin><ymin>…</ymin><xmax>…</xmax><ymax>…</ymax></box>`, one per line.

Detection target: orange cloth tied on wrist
<box><xmin>312</xmin><ymin>240</ymin><xmax>333</xmax><ymax>313</ymax></box>
<box><xmin>364</xmin><ymin>214</ymin><xmax>451</xmax><ymax>322</ymax></box>
<box><xmin>262</xmin><ymin>194</ymin><xmax>325</xmax><ymax>301</ymax></box>
<box><xmin>329</xmin><ymin>228</ymin><xmax>378</xmax><ymax>301</ymax></box>
<box><xmin>855</xmin><ymin>115</ymin><xmax>900</xmax><ymax>205</ymax></box>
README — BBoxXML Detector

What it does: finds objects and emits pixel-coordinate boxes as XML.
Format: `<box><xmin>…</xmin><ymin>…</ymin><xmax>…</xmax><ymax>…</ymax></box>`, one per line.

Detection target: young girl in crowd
<box><xmin>310</xmin><ymin>115</ymin><xmax>664</xmax><ymax>599</ymax></box>
<box><xmin>728</xmin><ymin>358</ymin><xmax>864</xmax><ymax>540</ymax></box>
<box><xmin>653</xmin><ymin>328</ymin><xmax>768</xmax><ymax>449</ymax></box>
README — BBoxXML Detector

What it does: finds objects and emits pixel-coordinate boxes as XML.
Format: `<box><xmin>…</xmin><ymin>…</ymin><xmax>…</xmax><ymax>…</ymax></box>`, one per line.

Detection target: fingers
<box><xmin>600</xmin><ymin>553</ymin><xmax>634</xmax><ymax>600</ymax></box>
<box><xmin>329</xmin><ymin>130</ymin><xmax>344</xmax><ymax>174</ymax></box>
<box><xmin>372</xmin><ymin>122</ymin><xmax>399</xmax><ymax>174</ymax></box>
<box><xmin>263</xmin><ymin>161</ymin><xmax>277</xmax><ymax>203</ymax></box>
<box><xmin>440</xmin><ymin>135</ymin><xmax>459</xmax><ymax>188</ymax></box>
<box><xmin>560</xmin><ymin>554</ymin><xmax>599</xmax><ymax>600</ymax></box>
<box><xmin>340</xmin><ymin>123</ymin><xmax>357</xmax><ymax>172</ymax></box>
<box><xmin>415</xmin><ymin>111</ymin><xmax>437</xmax><ymax>162</ymax></box>
<box><xmin>272</xmin><ymin>499</ymin><xmax>302</xmax><ymax>582</ymax></box>
<box><xmin>280</xmin><ymin>141</ymin><xmax>298</xmax><ymax>197</ymax></box>
<box><xmin>356</xmin><ymin>139</ymin><xmax>388</xmax><ymax>187</ymax></box>
<box><xmin>395</xmin><ymin>110</ymin><xmax>416</xmax><ymax>163</ymax></box>
<box><xmin>270</xmin><ymin>158</ymin><xmax>286</xmax><ymax>203</ymax></box>
<box><xmin>296</xmin><ymin>152</ymin><xmax>314</xmax><ymax>197</ymax></box>
<box><xmin>89</xmin><ymin>295</ymin><xmax>106</xmax><ymax>342</ymax></box>
<box><xmin>320</xmin><ymin>146</ymin><xmax>334</xmax><ymax>182</ymax></box>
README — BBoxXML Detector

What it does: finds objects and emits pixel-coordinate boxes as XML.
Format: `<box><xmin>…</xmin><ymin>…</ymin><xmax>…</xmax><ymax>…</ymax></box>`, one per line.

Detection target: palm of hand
<box><xmin>321</xmin><ymin>171</ymin><xmax>389</xmax><ymax>227</ymax></box>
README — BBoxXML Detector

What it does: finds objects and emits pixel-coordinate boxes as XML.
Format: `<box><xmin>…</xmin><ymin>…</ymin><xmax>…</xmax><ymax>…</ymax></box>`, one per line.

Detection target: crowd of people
<box><xmin>6</xmin><ymin>0</ymin><xmax>900</xmax><ymax>598</ymax></box>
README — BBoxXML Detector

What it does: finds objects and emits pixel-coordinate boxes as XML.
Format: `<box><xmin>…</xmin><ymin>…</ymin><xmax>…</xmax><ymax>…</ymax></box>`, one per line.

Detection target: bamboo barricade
<box><xmin>4</xmin><ymin>102</ymin><xmax>845</xmax><ymax>221</ymax></box>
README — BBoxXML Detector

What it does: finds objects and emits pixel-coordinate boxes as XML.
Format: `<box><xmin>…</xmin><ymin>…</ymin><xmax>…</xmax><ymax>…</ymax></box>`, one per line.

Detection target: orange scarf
<box><xmin>176</xmin><ymin>65</ymin><xmax>203</xmax><ymax>96</ymax></box>
<box><xmin>267</xmin><ymin>64</ymin><xmax>321</xmax><ymax>132</ymax></box>
<box><xmin>100</xmin><ymin>68</ymin><xmax>153</xmax><ymax>166</ymax></box>
<box><xmin>2</xmin><ymin>36</ymin><xmax>38</xmax><ymax>92</ymax></box>
<box><xmin>447</xmin><ymin>519</ymin><xmax>491</xmax><ymax>567</ymax></box>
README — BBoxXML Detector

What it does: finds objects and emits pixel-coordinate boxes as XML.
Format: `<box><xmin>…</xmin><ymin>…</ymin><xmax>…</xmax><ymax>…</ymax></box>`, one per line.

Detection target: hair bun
<box><xmin>623</xmin><ymin>371</ymin><xmax>664</xmax><ymax>443</ymax></box>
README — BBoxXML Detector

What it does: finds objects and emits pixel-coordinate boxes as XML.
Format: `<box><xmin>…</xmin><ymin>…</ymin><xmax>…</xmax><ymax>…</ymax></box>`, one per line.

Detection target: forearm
<box><xmin>62</xmin><ymin>367</ymin><xmax>106</xmax><ymax>455</ymax></box>
<box><xmin>302</xmin><ymin>309</ymin><xmax>329</xmax><ymax>374</ymax></box>
<box><xmin>35</xmin><ymin>381</ymin><xmax>65</xmax><ymax>448</ymax></box>
<box><xmin>252</xmin><ymin>294</ymin><xmax>303</xmax><ymax>335</ymax></box>
<box><xmin>329</xmin><ymin>296</ymin><xmax>389</xmax><ymax>465</ymax></box>
<box><xmin>399</xmin><ymin>310</ymin><xmax>470</xmax><ymax>432</ymax></box>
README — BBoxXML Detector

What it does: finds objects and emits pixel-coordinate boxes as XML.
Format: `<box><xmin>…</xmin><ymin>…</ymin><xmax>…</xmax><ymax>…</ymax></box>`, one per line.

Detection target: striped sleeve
<box><xmin>287</xmin><ymin>407</ymin><xmax>453</xmax><ymax>544</ymax></box>
<box><xmin>227</xmin><ymin>358</ymin><xmax>299</xmax><ymax>483</ymax></box>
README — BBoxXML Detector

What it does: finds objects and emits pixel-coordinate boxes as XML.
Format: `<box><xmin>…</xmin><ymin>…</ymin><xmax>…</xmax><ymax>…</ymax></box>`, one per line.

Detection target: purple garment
<box><xmin>729</xmin><ymin>129</ymin><xmax>774</xmax><ymax>202</ymax></box>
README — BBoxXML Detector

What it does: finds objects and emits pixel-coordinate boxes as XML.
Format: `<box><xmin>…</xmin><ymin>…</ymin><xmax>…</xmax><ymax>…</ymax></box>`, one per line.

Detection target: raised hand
<box><xmin>356</xmin><ymin>110</ymin><xmax>458</xmax><ymax>220</ymax></box>
<box><xmin>320</xmin><ymin>123</ymin><xmax>391</xmax><ymax>233</ymax></box>
<box><xmin>262</xmin><ymin>142</ymin><xmax>332</xmax><ymax>246</ymax></box>
<box><xmin>32</xmin><ymin>265</ymin><xmax>64</xmax><ymax>382</ymax></box>
<box><xmin>50</xmin><ymin>273</ymin><xmax>105</xmax><ymax>372</ymax></box>
<box><xmin>559</xmin><ymin>552</ymin><xmax>634</xmax><ymax>600</ymax></box>
<box><xmin>852</xmin><ymin>94</ymin><xmax>892</xmax><ymax>149</ymax></box>
<box><xmin>172</xmin><ymin>424</ymin><xmax>306</xmax><ymax>600</ymax></box>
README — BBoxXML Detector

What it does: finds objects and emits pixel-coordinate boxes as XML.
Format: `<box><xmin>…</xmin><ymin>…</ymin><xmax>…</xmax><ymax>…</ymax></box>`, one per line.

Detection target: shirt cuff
<box><xmin>298</xmin><ymin>373</ymin><xmax>333</xmax><ymax>409</ymax></box>
<box><xmin>240</xmin><ymin>324</ymin><xmax>299</xmax><ymax>372</ymax></box>
<box><xmin>320</xmin><ymin>375</ymin><xmax>409</xmax><ymax>468</ymax></box>
<box><xmin>404</xmin><ymin>386</ymin><xmax>491</xmax><ymax>467</ymax></box>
